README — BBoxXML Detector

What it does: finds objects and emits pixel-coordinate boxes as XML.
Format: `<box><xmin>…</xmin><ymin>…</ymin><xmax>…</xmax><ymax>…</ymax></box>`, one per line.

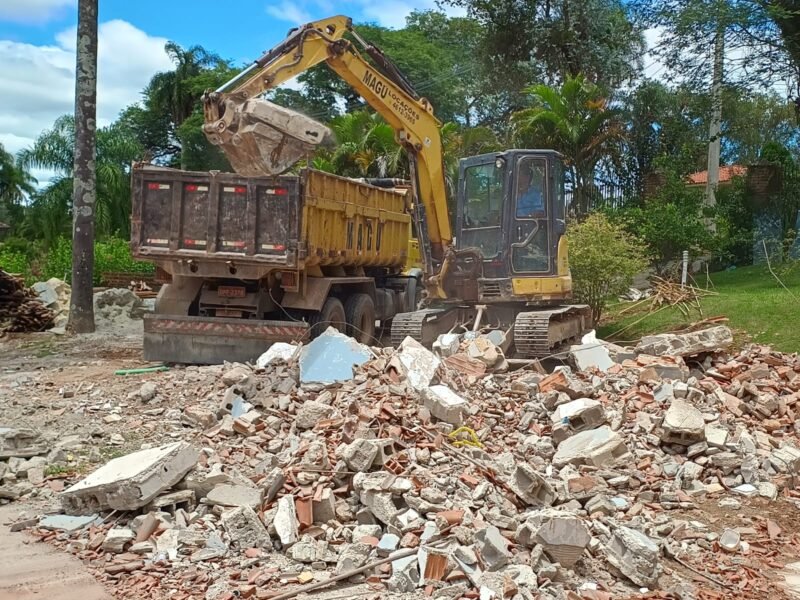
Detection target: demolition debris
<box><xmin>2</xmin><ymin>325</ymin><xmax>800</xmax><ymax>600</ymax></box>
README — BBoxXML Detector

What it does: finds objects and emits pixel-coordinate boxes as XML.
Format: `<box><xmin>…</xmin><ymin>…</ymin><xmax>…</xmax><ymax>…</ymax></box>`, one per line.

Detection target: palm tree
<box><xmin>145</xmin><ymin>42</ymin><xmax>226</xmax><ymax>169</ymax></box>
<box><xmin>317</xmin><ymin>111</ymin><xmax>407</xmax><ymax>178</ymax></box>
<box><xmin>0</xmin><ymin>143</ymin><xmax>36</xmax><ymax>226</ymax></box>
<box><xmin>18</xmin><ymin>115</ymin><xmax>143</xmax><ymax>245</ymax></box>
<box><xmin>511</xmin><ymin>75</ymin><xmax>624</xmax><ymax>215</ymax></box>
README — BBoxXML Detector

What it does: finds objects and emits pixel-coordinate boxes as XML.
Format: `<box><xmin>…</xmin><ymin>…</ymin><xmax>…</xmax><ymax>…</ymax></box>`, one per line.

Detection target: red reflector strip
<box><xmin>183</xmin><ymin>239</ymin><xmax>207</xmax><ymax>247</ymax></box>
<box><xmin>147</xmin><ymin>182</ymin><xmax>170</xmax><ymax>190</ymax></box>
<box><xmin>223</xmin><ymin>186</ymin><xmax>247</xmax><ymax>194</ymax></box>
<box><xmin>221</xmin><ymin>240</ymin><xmax>246</xmax><ymax>248</ymax></box>
<box><xmin>266</xmin><ymin>188</ymin><xmax>288</xmax><ymax>195</ymax></box>
<box><xmin>185</xmin><ymin>184</ymin><xmax>208</xmax><ymax>192</ymax></box>
<box><xmin>260</xmin><ymin>243</ymin><xmax>286</xmax><ymax>251</ymax></box>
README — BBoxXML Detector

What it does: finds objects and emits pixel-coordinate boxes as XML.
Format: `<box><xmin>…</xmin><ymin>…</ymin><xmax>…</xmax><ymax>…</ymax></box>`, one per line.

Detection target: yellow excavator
<box><xmin>200</xmin><ymin>15</ymin><xmax>590</xmax><ymax>357</ymax></box>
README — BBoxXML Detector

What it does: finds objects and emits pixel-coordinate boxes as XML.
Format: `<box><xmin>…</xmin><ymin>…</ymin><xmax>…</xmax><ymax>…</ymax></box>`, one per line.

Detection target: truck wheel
<box><xmin>309</xmin><ymin>297</ymin><xmax>346</xmax><ymax>338</ymax></box>
<box><xmin>345</xmin><ymin>293</ymin><xmax>376</xmax><ymax>344</ymax></box>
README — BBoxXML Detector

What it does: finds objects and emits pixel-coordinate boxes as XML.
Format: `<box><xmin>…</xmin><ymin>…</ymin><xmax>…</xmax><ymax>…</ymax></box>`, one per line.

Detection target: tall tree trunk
<box><xmin>68</xmin><ymin>0</ymin><xmax>98</xmax><ymax>334</ymax></box>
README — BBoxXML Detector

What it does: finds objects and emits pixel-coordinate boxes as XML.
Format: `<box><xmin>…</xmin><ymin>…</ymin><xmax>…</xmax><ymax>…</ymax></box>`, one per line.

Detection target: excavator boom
<box><xmin>202</xmin><ymin>16</ymin><xmax>452</xmax><ymax>283</ymax></box>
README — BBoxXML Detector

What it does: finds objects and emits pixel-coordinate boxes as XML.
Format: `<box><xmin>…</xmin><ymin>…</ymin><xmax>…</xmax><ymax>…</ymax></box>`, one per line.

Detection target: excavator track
<box><xmin>514</xmin><ymin>305</ymin><xmax>592</xmax><ymax>358</ymax></box>
<box><xmin>390</xmin><ymin>308</ymin><xmax>458</xmax><ymax>347</ymax></box>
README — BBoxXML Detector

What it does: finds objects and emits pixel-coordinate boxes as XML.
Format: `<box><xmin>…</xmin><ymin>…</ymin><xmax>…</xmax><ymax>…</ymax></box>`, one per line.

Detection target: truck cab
<box><xmin>455</xmin><ymin>150</ymin><xmax>572</xmax><ymax>304</ymax></box>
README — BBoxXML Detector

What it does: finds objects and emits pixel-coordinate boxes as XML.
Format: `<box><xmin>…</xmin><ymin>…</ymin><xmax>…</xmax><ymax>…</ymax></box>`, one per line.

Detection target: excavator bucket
<box><xmin>203</xmin><ymin>97</ymin><xmax>331</xmax><ymax>176</ymax></box>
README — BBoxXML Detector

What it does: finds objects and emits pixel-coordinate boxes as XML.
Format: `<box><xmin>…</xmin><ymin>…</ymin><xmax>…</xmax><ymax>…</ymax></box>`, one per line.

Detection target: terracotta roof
<box><xmin>687</xmin><ymin>165</ymin><xmax>747</xmax><ymax>185</ymax></box>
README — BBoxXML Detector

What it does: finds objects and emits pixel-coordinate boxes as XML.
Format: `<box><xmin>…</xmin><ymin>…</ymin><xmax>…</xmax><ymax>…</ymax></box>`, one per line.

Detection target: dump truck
<box><xmin>133</xmin><ymin>14</ymin><xmax>591</xmax><ymax>364</ymax></box>
<box><xmin>132</xmin><ymin>165</ymin><xmax>422</xmax><ymax>363</ymax></box>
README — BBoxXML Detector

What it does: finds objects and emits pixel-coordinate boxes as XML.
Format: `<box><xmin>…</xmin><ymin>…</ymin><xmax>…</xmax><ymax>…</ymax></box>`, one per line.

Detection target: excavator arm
<box><xmin>202</xmin><ymin>15</ymin><xmax>453</xmax><ymax>288</ymax></box>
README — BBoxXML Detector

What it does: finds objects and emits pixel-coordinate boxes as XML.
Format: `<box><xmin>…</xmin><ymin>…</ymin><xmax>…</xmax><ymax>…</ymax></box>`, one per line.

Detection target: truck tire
<box><xmin>345</xmin><ymin>293</ymin><xmax>376</xmax><ymax>344</ymax></box>
<box><xmin>309</xmin><ymin>297</ymin><xmax>346</xmax><ymax>338</ymax></box>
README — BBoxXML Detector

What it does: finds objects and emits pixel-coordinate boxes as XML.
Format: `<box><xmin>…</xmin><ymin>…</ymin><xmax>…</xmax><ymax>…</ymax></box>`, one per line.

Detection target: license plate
<box><xmin>218</xmin><ymin>286</ymin><xmax>246</xmax><ymax>298</ymax></box>
<box><xmin>216</xmin><ymin>309</ymin><xmax>243</xmax><ymax>318</ymax></box>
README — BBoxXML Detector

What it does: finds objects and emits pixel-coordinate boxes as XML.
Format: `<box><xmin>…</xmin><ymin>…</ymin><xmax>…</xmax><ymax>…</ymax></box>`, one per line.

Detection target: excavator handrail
<box><xmin>202</xmin><ymin>15</ymin><xmax>453</xmax><ymax>295</ymax></box>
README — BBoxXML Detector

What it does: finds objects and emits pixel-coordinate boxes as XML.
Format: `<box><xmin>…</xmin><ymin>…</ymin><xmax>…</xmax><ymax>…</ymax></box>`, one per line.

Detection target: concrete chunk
<box><xmin>534</xmin><ymin>515</ymin><xmax>591</xmax><ymax>567</ymax></box>
<box><xmin>295</xmin><ymin>400</ymin><xmax>335</xmax><ymax>430</ymax></box>
<box><xmin>660</xmin><ymin>399</ymin><xmax>705</xmax><ymax>446</ymax></box>
<box><xmin>61</xmin><ymin>442</ymin><xmax>199</xmax><ymax>515</ymax></box>
<box><xmin>103</xmin><ymin>528</ymin><xmax>135</xmax><ymax>553</ymax></box>
<box><xmin>274</xmin><ymin>495</ymin><xmax>299</xmax><ymax>546</ymax></box>
<box><xmin>570</xmin><ymin>343</ymin><xmax>613</xmax><ymax>372</ymax></box>
<box><xmin>551</xmin><ymin>398</ymin><xmax>606</xmax><ymax>432</ymax></box>
<box><xmin>0</xmin><ymin>427</ymin><xmax>46</xmax><ymax>459</ymax></box>
<box><xmin>475</xmin><ymin>525</ymin><xmax>510</xmax><ymax>571</ymax></box>
<box><xmin>769</xmin><ymin>445</ymin><xmax>800</xmax><ymax>474</ymax></box>
<box><xmin>222</xmin><ymin>505</ymin><xmax>271</xmax><ymax>549</ymax></box>
<box><xmin>635</xmin><ymin>326</ymin><xmax>732</xmax><ymax>357</ymax></box>
<box><xmin>396</xmin><ymin>337</ymin><xmax>441</xmax><ymax>392</ymax></box>
<box><xmin>605</xmin><ymin>526</ymin><xmax>662</xmax><ymax>587</ymax></box>
<box><xmin>256</xmin><ymin>342</ymin><xmax>299</xmax><ymax>368</ymax></box>
<box><xmin>206</xmin><ymin>484</ymin><xmax>262</xmax><ymax>509</ymax></box>
<box><xmin>423</xmin><ymin>385</ymin><xmax>468</xmax><ymax>426</ymax></box>
<box><xmin>299</xmin><ymin>327</ymin><xmax>371</xmax><ymax>384</ymax></box>
<box><xmin>552</xmin><ymin>426</ymin><xmax>631</xmax><ymax>468</ymax></box>
<box><xmin>506</xmin><ymin>463</ymin><xmax>554</xmax><ymax>506</ymax></box>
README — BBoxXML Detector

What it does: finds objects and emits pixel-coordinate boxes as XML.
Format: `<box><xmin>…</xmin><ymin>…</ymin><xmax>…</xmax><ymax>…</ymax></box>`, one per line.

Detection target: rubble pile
<box><xmin>3</xmin><ymin>325</ymin><xmax>800</xmax><ymax>599</ymax></box>
<box><xmin>32</xmin><ymin>277</ymin><xmax>71</xmax><ymax>329</ymax></box>
<box><xmin>0</xmin><ymin>269</ymin><xmax>55</xmax><ymax>333</ymax></box>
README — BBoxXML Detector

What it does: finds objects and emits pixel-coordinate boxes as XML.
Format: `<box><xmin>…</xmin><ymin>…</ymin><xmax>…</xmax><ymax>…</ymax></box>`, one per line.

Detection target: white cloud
<box><xmin>264</xmin><ymin>0</ymin><xmax>466</xmax><ymax>29</ymax></box>
<box><xmin>266</xmin><ymin>1</ymin><xmax>313</xmax><ymax>25</ymax></box>
<box><xmin>0</xmin><ymin>19</ymin><xmax>173</xmax><ymax>179</ymax></box>
<box><xmin>0</xmin><ymin>0</ymin><xmax>75</xmax><ymax>24</ymax></box>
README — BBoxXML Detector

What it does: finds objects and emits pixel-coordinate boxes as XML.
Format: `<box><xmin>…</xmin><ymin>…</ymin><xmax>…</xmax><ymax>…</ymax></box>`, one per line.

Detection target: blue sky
<box><xmin>0</xmin><ymin>0</ymin><xmax>459</xmax><ymax>184</ymax></box>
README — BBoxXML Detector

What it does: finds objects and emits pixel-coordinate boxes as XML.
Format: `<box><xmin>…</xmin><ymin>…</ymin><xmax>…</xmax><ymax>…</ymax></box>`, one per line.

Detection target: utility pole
<box><xmin>68</xmin><ymin>0</ymin><xmax>98</xmax><ymax>333</ymax></box>
<box><xmin>705</xmin><ymin>21</ymin><xmax>724</xmax><ymax>231</ymax></box>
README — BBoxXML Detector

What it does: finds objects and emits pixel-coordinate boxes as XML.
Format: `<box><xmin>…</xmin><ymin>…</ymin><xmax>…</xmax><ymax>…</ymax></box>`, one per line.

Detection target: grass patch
<box><xmin>599</xmin><ymin>263</ymin><xmax>800</xmax><ymax>353</ymax></box>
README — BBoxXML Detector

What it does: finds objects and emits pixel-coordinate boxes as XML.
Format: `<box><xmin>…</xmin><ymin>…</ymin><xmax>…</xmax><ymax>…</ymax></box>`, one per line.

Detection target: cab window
<box><xmin>461</xmin><ymin>162</ymin><xmax>504</xmax><ymax>257</ymax></box>
<box><xmin>515</xmin><ymin>158</ymin><xmax>547</xmax><ymax>219</ymax></box>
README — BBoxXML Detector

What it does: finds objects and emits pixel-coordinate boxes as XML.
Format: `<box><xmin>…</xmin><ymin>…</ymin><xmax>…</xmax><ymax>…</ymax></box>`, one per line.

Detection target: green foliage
<box><xmin>609</xmin><ymin>173</ymin><xmax>712</xmax><ymax>270</ymax></box>
<box><xmin>512</xmin><ymin>75</ymin><xmax>625</xmax><ymax>214</ymax></box>
<box><xmin>0</xmin><ymin>142</ymin><xmax>36</xmax><ymax>230</ymax></box>
<box><xmin>442</xmin><ymin>0</ymin><xmax>644</xmax><ymax>88</ymax></box>
<box><xmin>630</xmin><ymin>0</ymin><xmax>792</xmax><ymax>90</ymax></box>
<box><xmin>17</xmin><ymin>115</ymin><xmax>144</xmax><ymax>244</ymax></box>
<box><xmin>41</xmin><ymin>237</ymin><xmax>153</xmax><ymax>285</ymax></box>
<box><xmin>567</xmin><ymin>213</ymin><xmax>650</xmax><ymax>321</ymax></box>
<box><xmin>316</xmin><ymin>111</ymin><xmax>406</xmax><ymax>178</ymax></box>
<box><xmin>715</xmin><ymin>177</ymin><xmax>754</xmax><ymax>264</ymax></box>
<box><xmin>0</xmin><ymin>246</ymin><xmax>28</xmax><ymax>276</ymax></box>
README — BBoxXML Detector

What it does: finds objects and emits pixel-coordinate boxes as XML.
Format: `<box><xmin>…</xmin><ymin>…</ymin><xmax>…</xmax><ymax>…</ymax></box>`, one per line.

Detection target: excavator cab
<box><xmin>454</xmin><ymin>150</ymin><xmax>572</xmax><ymax>304</ymax></box>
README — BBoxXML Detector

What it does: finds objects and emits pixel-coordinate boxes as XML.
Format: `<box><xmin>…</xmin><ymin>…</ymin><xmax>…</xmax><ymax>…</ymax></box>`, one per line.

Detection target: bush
<box><xmin>608</xmin><ymin>174</ymin><xmax>713</xmax><ymax>272</ymax></box>
<box><xmin>568</xmin><ymin>213</ymin><xmax>650</xmax><ymax>322</ymax></box>
<box><xmin>41</xmin><ymin>237</ymin><xmax>154</xmax><ymax>285</ymax></box>
<box><xmin>0</xmin><ymin>246</ymin><xmax>29</xmax><ymax>277</ymax></box>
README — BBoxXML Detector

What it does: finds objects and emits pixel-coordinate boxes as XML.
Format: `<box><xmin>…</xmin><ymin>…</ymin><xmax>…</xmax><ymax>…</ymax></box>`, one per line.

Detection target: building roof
<box><xmin>687</xmin><ymin>165</ymin><xmax>747</xmax><ymax>185</ymax></box>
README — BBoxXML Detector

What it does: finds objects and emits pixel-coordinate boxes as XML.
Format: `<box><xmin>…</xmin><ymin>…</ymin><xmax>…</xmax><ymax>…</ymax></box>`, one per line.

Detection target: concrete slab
<box><xmin>570</xmin><ymin>343</ymin><xmax>613</xmax><ymax>372</ymax></box>
<box><xmin>39</xmin><ymin>514</ymin><xmax>99</xmax><ymax>533</ymax></box>
<box><xmin>299</xmin><ymin>327</ymin><xmax>371</xmax><ymax>384</ymax></box>
<box><xmin>61</xmin><ymin>442</ymin><xmax>199</xmax><ymax>514</ymax></box>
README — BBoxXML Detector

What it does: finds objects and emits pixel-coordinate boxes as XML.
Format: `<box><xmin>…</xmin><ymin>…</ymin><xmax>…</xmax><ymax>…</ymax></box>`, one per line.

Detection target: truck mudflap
<box><xmin>143</xmin><ymin>314</ymin><xmax>309</xmax><ymax>365</ymax></box>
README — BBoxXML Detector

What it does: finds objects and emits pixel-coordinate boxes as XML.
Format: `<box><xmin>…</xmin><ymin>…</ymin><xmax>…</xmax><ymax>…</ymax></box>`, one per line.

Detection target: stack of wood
<box><xmin>0</xmin><ymin>269</ymin><xmax>54</xmax><ymax>333</ymax></box>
